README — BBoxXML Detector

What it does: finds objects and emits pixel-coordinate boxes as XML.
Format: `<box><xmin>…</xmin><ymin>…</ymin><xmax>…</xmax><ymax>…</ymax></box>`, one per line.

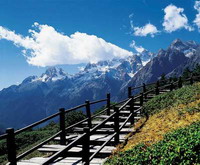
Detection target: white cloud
<box><xmin>163</xmin><ymin>4</ymin><xmax>193</xmax><ymax>32</ymax></box>
<box><xmin>194</xmin><ymin>1</ymin><xmax>200</xmax><ymax>30</ymax></box>
<box><xmin>0</xmin><ymin>23</ymin><xmax>133</xmax><ymax>67</ymax></box>
<box><xmin>133</xmin><ymin>23</ymin><xmax>159</xmax><ymax>37</ymax></box>
<box><xmin>129</xmin><ymin>40</ymin><xmax>145</xmax><ymax>53</ymax></box>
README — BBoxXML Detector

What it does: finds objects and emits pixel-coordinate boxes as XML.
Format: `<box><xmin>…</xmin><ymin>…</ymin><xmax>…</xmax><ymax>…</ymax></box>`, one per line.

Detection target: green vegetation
<box><xmin>182</xmin><ymin>64</ymin><xmax>200</xmax><ymax>79</ymax></box>
<box><xmin>143</xmin><ymin>82</ymin><xmax>200</xmax><ymax>115</ymax></box>
<box><xmin>105</xmin><ymin>122</ymin><xmax>200</xmax><ymax>165</ymax></box>
<box><xmin>105</xmin><ymin>83</ymin><xmax>200</xmax><ymax>165</ymax></box>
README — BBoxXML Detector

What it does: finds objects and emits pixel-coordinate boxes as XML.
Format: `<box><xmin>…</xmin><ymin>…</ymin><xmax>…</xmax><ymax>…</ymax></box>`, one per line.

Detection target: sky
<box><xmin>0</xmin><ymin>0</ymin><xmax>200</xmax><ymax>89</ymax></box>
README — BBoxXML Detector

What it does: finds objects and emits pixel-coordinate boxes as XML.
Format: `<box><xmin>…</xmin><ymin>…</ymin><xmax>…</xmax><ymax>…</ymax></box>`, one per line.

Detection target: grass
<box><xmin>105</xmin><ymin>122</ymin><xmax>200</xmax><ymax>165</ymax></box>
<box><xmin>105</xmin><ymin>83</ymin><xmax>200</xmax><ymax>165</ymax></box>
<box><xmin>143</xmin><ymin>83</ymin><xmax>200</xmax><ymax>115</ymax></box>
<box><xmin>123</xmin><ymin>99</ymin><xmax>200</xmax><ymax>151</ymax></box>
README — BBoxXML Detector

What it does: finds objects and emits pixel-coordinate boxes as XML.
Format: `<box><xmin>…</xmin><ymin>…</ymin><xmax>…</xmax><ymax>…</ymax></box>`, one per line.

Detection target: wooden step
<box><xmin>18</xmin><ymin>157</ymin><xmax>105</xmax><ymax>165</ymax></box>
<box><xmin>54</xmin><ymin>134</ymin><xmax>79</xmax><ymax>141</ymax></box>
<box><xmin>125</xmin><ymin>105</ymin><xmax>141</xmax><ymax>109</ymax></box>
<box><xmin>160</xmin><ymin>89</ymin><xmax>170</xmax><ymax>92</ymax></box>
<box><xmin>134</xmin><ymin>101</ymin><xmax>141</xmax><ymax>105</ymax></box>
<box><xmin>146</xmin><ymin>95</ymin><xmax>154</xmax><ymax>99</ymax></box>
<box><xmin>55</xmin><ymin>134</ymin><xmax>126</xmax><ymax>145</ymax></box>
<box><xmin>38</xmin><ymin>144</ymin><xmax>115</xmax><ymax>156</ymax></box>
<box><xmin>73</xmin><ymin>127</ymin><xmax>133</xmax><ymax>134</ymax></box>
<box><xmin>110</xmin><ymin>109</ymin><xmax>140</xmax><ymax>114</ymax></box>
<box><xmin>81</xmin><ymin>121</ymin><xmax>131</xmax><ymax>127</ymax></box>
<box><xmin>97</xmin><ymin>115</ymin><xmax>127</xmax><ymax>121</ymax></box>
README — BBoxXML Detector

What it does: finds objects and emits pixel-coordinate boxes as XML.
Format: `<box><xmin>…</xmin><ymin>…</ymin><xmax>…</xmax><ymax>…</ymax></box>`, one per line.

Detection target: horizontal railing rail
<box><xmin>3</xmin><ymin>93</ymin><xmax>113</xmax><ymax>164</ymax></box>
<box><xmin>0</xmin><ymin>133</ymin><xmax>7</xmax><ymax>140</ymax></box>
<box><xmin>90</xmin><ymin>98</ymin><xmax>108</xmax><ymax>105</ymax></box>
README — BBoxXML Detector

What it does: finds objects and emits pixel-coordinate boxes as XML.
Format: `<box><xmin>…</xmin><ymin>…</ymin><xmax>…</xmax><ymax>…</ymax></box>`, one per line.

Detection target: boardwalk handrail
<box><xmin>2</xmin><ymin>75</ymin><xmax>200</xmax><ymax>164</ymax></box>
<box><xmin>2</xmin><ymin>94</ymin><xmax>111</xmax><ymax>164</ymax></box>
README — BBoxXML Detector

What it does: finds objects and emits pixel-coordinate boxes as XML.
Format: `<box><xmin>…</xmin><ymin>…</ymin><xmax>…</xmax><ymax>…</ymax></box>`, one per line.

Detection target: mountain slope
<box><xmin>0</xmin><ymin>39</ymin><xmax>200</xmax><ymax>131</ymax></box>
<box><xmin>0</xmin><ymin>55</ymin><xmax>143</xmax><ymax>130</ymax></box>
<box><xmin>120</xmin><ymin>39</ymin><xmax>200</xmax><ymax>97</ymax></box>
<box><xmin>105</xmin><ymin>83</ymin><xmax>200</xmax><ymax>165</ymax></box>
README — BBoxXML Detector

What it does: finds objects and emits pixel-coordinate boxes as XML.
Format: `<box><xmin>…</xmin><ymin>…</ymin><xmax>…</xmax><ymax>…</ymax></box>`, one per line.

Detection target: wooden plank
<box><xmin>38</xmin><ymin>144</ymin><xmax>115</xmax><ymax>154</ymax></box>
<box><xmin>54</xmin><ymin>134</ymin><xmax>79</xmax><ymax>141</ymax></box>
<box><xmin>126</xmin><ymin>105</ymin><xmax>141</xmax><ymax>108</ymax></box>
<box><xmin>96</xmin><ymin>115</ymin><xmax>127</xmax><ymax>120</ymax></box>
<box><xmin>81</xmin><ymin>121</ymin><xmax>131</xmax><ymax>127</ymax></box>
<box><xmin>17</xmin><ymin>162</ymin><xmax>40</xmax><ymax>165</ymax></box>
<box><xmin>19</xmin><ymin>157</ymin><xmax>105</xmax><ymax>165</ymax></box>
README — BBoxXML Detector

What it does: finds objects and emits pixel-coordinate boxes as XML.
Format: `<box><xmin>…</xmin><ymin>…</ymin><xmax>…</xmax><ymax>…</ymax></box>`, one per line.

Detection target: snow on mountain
<box><xmin>2</xmin><ymin>39</ymin><xmax>199</xmax><ymax>130</ymax></box>
<box><xmin>120</xmin><ymin>39</ymin><xmax>200</xmax><ymax>100</ymax></box>
<box><xmin>137</xmin><ymin>49</ymin><xmax>156</xmax><ymax>66</ymax></box>
<box><xmin>77</xmin><ymin>55</ymin><xmax>143</xmax><ymax>81</ymax></box>
<box><xmin>32</xmin><ymin>67</ymin><xmax>69</xmax><ymax>82</ymax></box>
<box><xmin>169</xmin><ymin>39</ymin><xmax>198</xmax><ymax>58</ymax></box>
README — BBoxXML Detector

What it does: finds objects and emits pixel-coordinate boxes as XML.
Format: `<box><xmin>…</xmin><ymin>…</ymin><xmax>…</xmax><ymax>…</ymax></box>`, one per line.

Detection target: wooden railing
<box><xmin>0</xmin><ymin>75</ymin><xmax>199</xmax><ymax>165</ymax></box>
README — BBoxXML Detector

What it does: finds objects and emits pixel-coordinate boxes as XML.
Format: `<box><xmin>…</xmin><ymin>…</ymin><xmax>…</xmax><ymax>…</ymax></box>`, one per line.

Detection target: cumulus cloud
<box><xmin>129</xmin><ymin>40</ymin><xmax>145</xmax><ymax>53</ymax></box>
<box><xmin>133</xmin><ymin>23</ymin><xmax>159</xmax><ymax>37</ymax></box>
<box><xmin>0</xmin><ymin>23</ymin><xmax>133</xmax><ymax>67</ymax></box>
<box><xmin>194</xmin><ymin>1</ymin><xmax>200</xmax><ymax>30</ymax></box>
<box><xmin>163</xmin><ymin>4</ymin><xmax>193</xmax><ymax>32</ymax></box>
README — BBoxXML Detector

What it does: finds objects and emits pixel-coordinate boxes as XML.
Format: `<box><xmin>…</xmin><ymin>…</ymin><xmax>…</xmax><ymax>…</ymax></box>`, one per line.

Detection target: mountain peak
<box><xmin>137</xmin><ymin>49</ymin><xmax>155</xmax><ymax>65</ymax></box>
<box><xmin>169</xmin><ymin>39</ymin><xmax>198</xmax><ymax>51</ymax></box>
<box><xmin>170</xmin><ymin>39</ymin><xmax>184</xmax><ymax>49</ymax></box>
<box><xmin>45</xmin><ymin>67</ymin><xmax>66</xmax><ymax>77</ymax></box>
<box><xmin>39</xmin><ymin>67</ymin><xmax>67</xmax><ymax>82</ymax></box>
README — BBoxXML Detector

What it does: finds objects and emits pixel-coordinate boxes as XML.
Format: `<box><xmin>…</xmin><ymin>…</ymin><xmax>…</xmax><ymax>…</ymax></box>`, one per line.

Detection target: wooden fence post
<box><xmin>6</xmin><ymin>128</ymin><xmax>16</xmax><ymax>165</ymax></box>
<box><xmin>85</xmin><ymin>100</ymin><xmax>92</xmax><ymax>128</ymax></box>
<box><xmin>143</xmin><ymin>83</ymin><xmax>147</xmax><ymax>99</ymax></box>
<box><xmin>106</xmin><ymin>93</ymin><xmax>111</xmax><ymax>115</ymax></box>
<box><xmin>114</xmin><ymin>107</ymin><xmax>119</xmax><ymax>145</ymax></box>
<box><xmin>140</xmin><ymin>93</ymin><xmax>143</xmax><ymax>106</ymax></box>
<box><xmin>82</xmin><ymin>127</ymin><xmax>90</xmax><ymax>165</ymax></box>
<box><xmin>128</xmin><ymin>87</ymin><xmax>132</xmax><ymax>98</ymax></box>
<box><xmin>155</xmin><ymin>81</ymin><xmax>160</xmax><ymax>95</ymax></box>
<box><xmin>178</xmin><ymin>77</ymin><xmax>182</xmax><ymax>88</ymax></box>
<box><xmin>59</xmin><ymin>108</ymin><xmax>66</xmax><ymax>145</ymax></box>
<box><xmin>190</xmin><ymin>75</ymin><xmax>194</xmax><ymax>85</ymax></box>
<box><xmin>129</xmin><ymin>97</ymin><xmax>135</xmax><ymax>125</ymax></box>
<box><xmin>170</xmin><ymin>82</ymin><xmax>174</xmax><ymax>91</ymax></box>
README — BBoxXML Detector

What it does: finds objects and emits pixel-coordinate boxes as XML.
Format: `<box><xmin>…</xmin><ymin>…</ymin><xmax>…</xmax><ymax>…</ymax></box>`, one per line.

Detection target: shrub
<box><xmin>105</xmin><ymin>122</ymin><xmax>200</xmax><ymax>165</ymax></box>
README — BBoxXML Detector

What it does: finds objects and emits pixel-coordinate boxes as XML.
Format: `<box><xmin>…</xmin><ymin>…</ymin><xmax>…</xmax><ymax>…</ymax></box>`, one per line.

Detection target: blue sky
<box><xmin>0</xmin><ymin>0</ymin><xmax>200</xmax><ymax>89</ymax></box>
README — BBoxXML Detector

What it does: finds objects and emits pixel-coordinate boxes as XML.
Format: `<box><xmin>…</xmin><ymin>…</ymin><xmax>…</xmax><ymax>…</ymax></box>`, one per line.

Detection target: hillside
<box><xmin>105</xmin><ymin>82</ymin><xmax>200</xmax><ymax>164</ymax></box>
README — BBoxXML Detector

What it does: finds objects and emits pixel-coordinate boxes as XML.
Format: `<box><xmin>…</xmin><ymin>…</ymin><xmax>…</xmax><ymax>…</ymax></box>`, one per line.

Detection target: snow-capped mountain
<box><xmin>23</xmin><ymin>67</ymin><xmax>69</xmax><ymax>83</ymax></box>
<box><xmin>0</xmin><ymin>54</ymin><xmax>143</xmax><ymax>130</ymax></box>
<box><xmin>38</xmin><ymin>67</ymin><xmax>68</xmax><ymax>82</ymax></box>
<box><xmin>138</xmin><ymin>49</ymin><xmax>156</xmax><ymax>66</ymax></box>
<box><xmin>169</xmin><ymin>39</ymin><xmax>198</xmax><ymax>58</ymax></box>
<box><xmin>0</xmin><ymin>39</ymin><xmax>199</xmax><ymax>131</ymax></box>
<box><xmin>80</xmin><ymin>55</ymin><xmax>142</xmax><ymax>79</ymax></box>
<box><xmin>120</xmin><ymin>39</ymin><xmax>200</xmax><ymax>98</ymax></box>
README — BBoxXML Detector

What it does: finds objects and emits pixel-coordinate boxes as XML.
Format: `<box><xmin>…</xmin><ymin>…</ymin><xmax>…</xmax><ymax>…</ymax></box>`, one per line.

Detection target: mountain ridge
<box><xmin>0</xmin><ymin>39</ymin><xmax>199</xmax><ymax>130</ymax></box>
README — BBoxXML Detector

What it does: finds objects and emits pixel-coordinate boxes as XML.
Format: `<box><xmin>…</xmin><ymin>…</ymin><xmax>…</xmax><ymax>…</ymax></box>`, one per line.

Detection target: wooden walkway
<box><xmin>17</xmin><ymin>102</ymin><xmax>143</xmax><ymax>165</ymax></box>
<box><xmin>17</xmin><ymin>92</ymin><xmax>161</xmax><ymax>164</ymax></box>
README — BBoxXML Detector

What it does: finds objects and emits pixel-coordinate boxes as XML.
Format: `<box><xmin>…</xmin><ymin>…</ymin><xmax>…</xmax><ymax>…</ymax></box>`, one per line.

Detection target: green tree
<box><xmin>182</xmin><ymin>67</ymin><xmax>191</xmax><ymax>79</ymax></box>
